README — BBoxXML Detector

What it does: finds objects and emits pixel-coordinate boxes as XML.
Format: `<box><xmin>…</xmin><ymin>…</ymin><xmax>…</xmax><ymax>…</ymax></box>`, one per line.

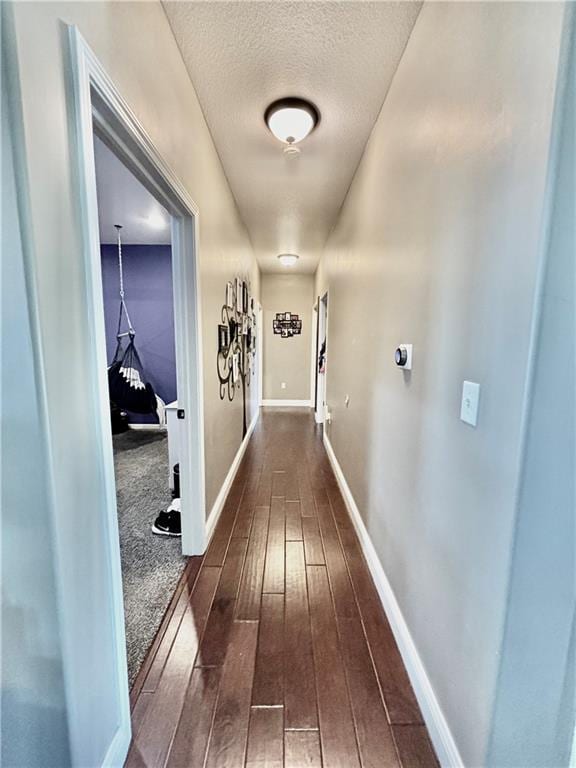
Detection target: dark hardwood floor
<box><xmin>126</xmin><ymin>408</ymin><xmax>439</xmax><ymax>768</ymax></box>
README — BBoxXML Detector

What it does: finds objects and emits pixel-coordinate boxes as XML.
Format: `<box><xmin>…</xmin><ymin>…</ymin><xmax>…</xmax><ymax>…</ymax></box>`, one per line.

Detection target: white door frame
<box><xmin>310</xmin><ymin>305</ymin><xmax>317</xmax><ymax>406</ymax></box>
<box><xmin>315</xmin><ymin>292</ymin><xmax>328</xmax><ymax>423</ymax></box>
<box><xmin>67</xmin><ymin>26</ymin><xmax>206</xmax><ymax>764</ymax></box>
<box><xmin>257</xmin><ymin>302</ymin><xmax>264</xmax><ymax>405</ymax></box>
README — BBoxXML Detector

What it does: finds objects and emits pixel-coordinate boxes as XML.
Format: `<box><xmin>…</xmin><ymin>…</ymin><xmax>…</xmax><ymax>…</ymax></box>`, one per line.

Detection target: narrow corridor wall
<box><xmin>315</xmin><ymin>3</ymin><xmax>567</xmax><ymax>765</ymax></box>
<box><xmin>262</xmin><ymin>273</ymin><xmax>314</xmax><ymax>402</ymax></box>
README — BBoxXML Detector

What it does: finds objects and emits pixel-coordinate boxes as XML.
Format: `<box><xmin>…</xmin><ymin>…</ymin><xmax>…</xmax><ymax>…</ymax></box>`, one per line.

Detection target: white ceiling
<box><xmin>162</xmin><ymin>1</ymin><xmax>422</xmax><ymax>273</ymax></box>
<box><xmin>94</xmin><ymin>135</ymin><xmax>171</xmax><ymax>245</ymax></box>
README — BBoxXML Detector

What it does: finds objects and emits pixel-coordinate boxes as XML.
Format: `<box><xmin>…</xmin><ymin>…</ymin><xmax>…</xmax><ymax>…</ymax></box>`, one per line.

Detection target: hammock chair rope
<box><xmin>108</xmin><ymin>224</ymin><xmax>158</xmax><ymax>416</ymax></box>
<box><xmin>115</xmin><ymin>224</ymin><xmax>135</xmax><ymax>339</ymax></box>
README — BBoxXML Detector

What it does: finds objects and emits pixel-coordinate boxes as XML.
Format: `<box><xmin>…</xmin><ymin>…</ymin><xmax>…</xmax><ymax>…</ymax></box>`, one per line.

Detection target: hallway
<box><xmin>126</xmin><ymin>408</ymin><xmax>438</xmax><ymax>767</ymax></box>
<box><xmin>3</xmin><ymin>0</ymin><xmax>575</xmax><ymax>764</ymax></box>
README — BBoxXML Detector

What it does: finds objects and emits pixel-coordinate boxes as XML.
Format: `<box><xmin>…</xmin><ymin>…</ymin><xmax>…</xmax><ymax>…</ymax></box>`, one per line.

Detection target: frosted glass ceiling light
<box><xmin>265</xmin><ymin>98</ymin><xmax>319</xmax><ymax>152</ymax></box>
<box><xmin>278</xmin><ymin>253</ymin><xmax>299</xmax><ymax>267</ymax></box>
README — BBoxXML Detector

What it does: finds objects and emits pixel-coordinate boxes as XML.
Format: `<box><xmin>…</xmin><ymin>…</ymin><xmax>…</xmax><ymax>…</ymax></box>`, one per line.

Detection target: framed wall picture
<box><xmin>273</xmin><ymin>311</ymin><xmax>302</xmax><ymax>337</ymax></box>
<box><xmin>242</xmin><ymin>281</ymin><xmax>248</xmax><ymax>313</ymax></box>
<box><xmin>217</xmin><ymin>277</ymin><xmax>255</xmax><ymax>438</ymax></box>
<box><xmin>226</xmin><ymin>281</ymin><xmax>234</xmax><ymax>309</ymax></box>
<box><xmin>218</xmin><ymin>324</ymin><xmax>229</xmax><ymax>352</ymax></box>
<box><xmin>236</xmin><ymin>277</ymin><xmax>243</xmax><ymax>313</ymax></box>
<box><xmin>232</xmin><ymin>351</ymin><xmax>240</xmax><ymax>383</ymax></box>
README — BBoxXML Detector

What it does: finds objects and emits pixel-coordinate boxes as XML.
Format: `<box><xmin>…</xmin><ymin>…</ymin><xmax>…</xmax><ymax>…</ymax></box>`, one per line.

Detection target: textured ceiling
<box><xmin>94</xmin><ymin>136</ymin><xmax>171</xmax><ymax>245</ymax></box>
<box><xmin>162</xmin><ymin>1</ymin><xmax>422</xmax><ymax>273</ymax></box>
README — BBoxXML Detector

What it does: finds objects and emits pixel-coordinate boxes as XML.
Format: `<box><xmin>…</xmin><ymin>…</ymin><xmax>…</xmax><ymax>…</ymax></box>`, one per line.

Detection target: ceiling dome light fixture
<box><xmin>277</xmin><ymin>253</ymin><xmax>299</xmax><ymax>268</ymax></box>
<box><xmin>265</xmin><ymin>97</ymin><xmax>320</xmax><ymax>153</ymax></box>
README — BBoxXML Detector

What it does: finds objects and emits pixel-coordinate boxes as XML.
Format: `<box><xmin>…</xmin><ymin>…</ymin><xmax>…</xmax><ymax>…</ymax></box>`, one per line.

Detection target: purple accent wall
<box><xmin>101</xmin><ymin>244</ymin><xmax>176</xmax><ymax>423</ymax></box>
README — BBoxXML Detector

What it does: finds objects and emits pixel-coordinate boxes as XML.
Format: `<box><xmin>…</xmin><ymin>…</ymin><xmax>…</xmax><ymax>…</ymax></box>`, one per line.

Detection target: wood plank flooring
<box><xmin>126</xmin><ymin>408</ymin><xmax>438</xmax><ymax>768</ymax></box>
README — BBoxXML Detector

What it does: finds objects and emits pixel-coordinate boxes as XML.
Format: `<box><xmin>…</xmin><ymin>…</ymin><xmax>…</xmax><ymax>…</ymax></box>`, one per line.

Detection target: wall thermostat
<box><xmin>395</xmin><ymin>344</ymin><xmax>413</xmax><ymax>370</ymax></box>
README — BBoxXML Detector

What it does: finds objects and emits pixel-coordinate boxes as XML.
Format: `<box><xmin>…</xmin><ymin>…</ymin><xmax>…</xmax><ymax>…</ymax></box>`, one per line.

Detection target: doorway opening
<box><xmin>315</xmin><ymin>292</ymin><xmax>328</xmax><ymax>423</ymax></box>
<box><xmin>93</xmin><ymin>135</ymin><xmax>187</xmax><ymax>686</ymax></box>
<box><xmin>67</xmin><ymin>27</ymin><xmax>206</xmax><ymax>757</ymax></box>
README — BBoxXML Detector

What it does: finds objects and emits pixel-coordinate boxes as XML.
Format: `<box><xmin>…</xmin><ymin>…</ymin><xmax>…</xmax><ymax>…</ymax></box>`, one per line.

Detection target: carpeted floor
<box><xmin>112</xmin><ymin>429</ymin><xmax>186</xmax><ymax>687</ymax></box>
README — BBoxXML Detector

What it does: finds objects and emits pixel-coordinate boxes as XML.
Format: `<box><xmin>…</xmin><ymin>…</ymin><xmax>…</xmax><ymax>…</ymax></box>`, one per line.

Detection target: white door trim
<box><xmin>67</xmin><ymin>26</ymin><xmax>206</xmax><ymax>766</ymax></box>
<box><xmin>310</xmin><ymin>305</ymin><xmax>317</xmax><ymax>407</ymax></box>
<box><xmin>257</xmin><ymin>303</ymin><xmax>264</xmax><ymax>406</ymax></box>
<box><xmin>315</xmin><ymin>292</ymin><xmax>328</xmax><ymax>424</ymax></box>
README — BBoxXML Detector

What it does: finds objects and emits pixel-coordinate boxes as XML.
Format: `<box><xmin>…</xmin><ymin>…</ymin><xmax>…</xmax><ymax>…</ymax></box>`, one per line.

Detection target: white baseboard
<box><xmin>323</xmin><ymin>432</ymin><xmax>464</xmax><ymax>768</ymax></box>
<box><xmin>127</xmin><ymin>423</ymin><xmax>167</xmax><ymax>431</ymax></box>
<box><xmin>261</xmin><ymin>399</ymin><xmax>312</xmax><ymax>407</ymax></box>
<box><xmin>205</xmin><ymin>410</ymin><xmax>260</xmax><ymax>543</ymax></box>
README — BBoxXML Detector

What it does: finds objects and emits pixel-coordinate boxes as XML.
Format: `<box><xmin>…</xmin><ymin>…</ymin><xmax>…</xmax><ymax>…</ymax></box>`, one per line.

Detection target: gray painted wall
<box><xmin>315</xmin><ymin>3</ymin><xmax>567</xmax><ymax>764</ymax></box>
<box><xmin>487</xmin><ymin>12</ymin><xmax>576</xmax><ymax>765</ymax></box>
<box><xmin>262</xmin><ymin>274</ymin><xmax>314</xmax><ymax>401</ymax></box>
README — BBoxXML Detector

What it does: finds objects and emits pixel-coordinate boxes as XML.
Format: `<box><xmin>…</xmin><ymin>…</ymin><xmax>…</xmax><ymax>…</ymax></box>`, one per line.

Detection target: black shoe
<box><xmin>152</xmin><ymin>509</ymin><xmax>181</xmax><ymax>537</ymax></box>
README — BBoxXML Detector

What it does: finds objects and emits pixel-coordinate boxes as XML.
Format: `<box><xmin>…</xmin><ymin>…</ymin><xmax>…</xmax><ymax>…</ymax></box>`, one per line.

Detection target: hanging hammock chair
<box><xmin>108</xmin><ymin>225</ymin><xmax>159</xmax><ymax>416</ymax></box>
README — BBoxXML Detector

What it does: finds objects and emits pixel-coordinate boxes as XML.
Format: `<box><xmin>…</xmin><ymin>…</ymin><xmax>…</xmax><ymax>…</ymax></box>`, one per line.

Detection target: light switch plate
<box><xmin>460</xmin><ymin>381</ymin><xmax>480</xmax><ymax>426</ymax></box>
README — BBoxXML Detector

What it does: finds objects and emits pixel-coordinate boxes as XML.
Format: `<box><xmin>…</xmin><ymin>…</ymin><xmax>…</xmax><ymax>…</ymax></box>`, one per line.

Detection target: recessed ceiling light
<box><xmin>278</xmin><ymin>253</ymin><xmax>299</xmax><ymax>267</ymax></box>
<box><xmin>145</xmin><ymin>210</ymin><xmax>168</xmax><ymax>230</ymax></box>
<box><xmin>265</xmin><ymin>98</ymin><xmax>320</xmax><ymax>149</ymax></box>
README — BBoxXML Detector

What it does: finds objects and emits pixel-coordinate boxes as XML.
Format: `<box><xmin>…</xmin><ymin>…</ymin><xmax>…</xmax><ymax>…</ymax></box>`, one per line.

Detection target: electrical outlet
<box><xmin>460</xmin><ymin>381</ymin><xmax>480</xmax><ymax>426</ymax></box>
<box><xmin>281</xmin><ymin>382</ymin><xmax>286</xmax><ymax>390</ymax></box>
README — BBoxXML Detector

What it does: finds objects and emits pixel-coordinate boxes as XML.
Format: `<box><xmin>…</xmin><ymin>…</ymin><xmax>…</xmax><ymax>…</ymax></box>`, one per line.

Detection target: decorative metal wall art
<box><xmin>217</xmin><ymin>278</ymin><xmax>256</xmax><ymax>437</ymax></box>
<box><xmin>273</xmin><ymin>312</ymin><xmax>302</xmax><ymax>338</ymax></box>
